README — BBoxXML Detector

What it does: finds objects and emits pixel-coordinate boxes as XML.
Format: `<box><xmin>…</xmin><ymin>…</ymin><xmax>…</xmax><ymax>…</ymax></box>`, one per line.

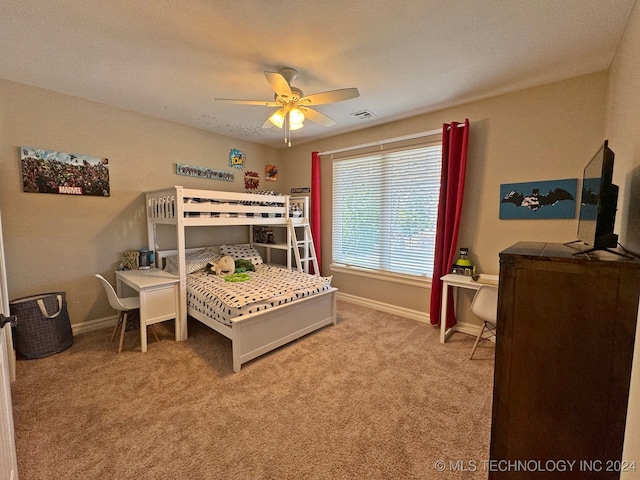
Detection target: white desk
<box><xmin>115</xmin><ymin>268</ymin><xmax>179</xmax><ymax>352</ymax></box>
<box><xmin>440</xmin><ymin>273</ymin><xmax>499</xmax><ymax>343</ymax></box>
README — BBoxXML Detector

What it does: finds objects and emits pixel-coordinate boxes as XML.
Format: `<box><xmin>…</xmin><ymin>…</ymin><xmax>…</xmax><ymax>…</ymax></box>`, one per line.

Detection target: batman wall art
<box><xmin>499</xmin><ymin>178</ymin><xmax>578</xmax><ymax>220</ymax></box>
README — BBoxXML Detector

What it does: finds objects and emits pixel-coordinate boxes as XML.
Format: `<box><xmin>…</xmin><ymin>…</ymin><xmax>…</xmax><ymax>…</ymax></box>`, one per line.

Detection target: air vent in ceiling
<box><xmin>351</xmin><ymin>109</ymin><xmax>376</xmax><ymax>120</ymax></box>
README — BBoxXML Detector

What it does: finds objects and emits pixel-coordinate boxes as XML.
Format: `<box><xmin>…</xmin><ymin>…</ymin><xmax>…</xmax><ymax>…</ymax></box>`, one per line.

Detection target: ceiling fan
<box><xmin>215</xmin><ymin>68</ymin><xmax>359</xmax><ymax>146</ymax></box>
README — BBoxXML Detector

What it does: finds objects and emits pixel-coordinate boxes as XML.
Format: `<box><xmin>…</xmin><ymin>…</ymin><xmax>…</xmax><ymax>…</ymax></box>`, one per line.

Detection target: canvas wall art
<box><xmin>265</xmin><ymin>164</ymin><xmax>278</xmax><ymax>182</ymax></box>
<box><xmin>244</xmin><ymin>171</ymin><xmax>259</xmax><ymax>190</ymax></box>
<box><xmin>21</xmin><ymin>146</ymin><xmax>110</xmax><ymax>196</ymax></box>
<box><xmin>176</xmin><ymin>163</ymin><xmax>234</xmax><ymax>181</ymax></box>
<box><xmin>500</xmin><ymin>178</ymin><xmax>577</xmax><ymax>219</ymax></box>
<box><xmin>228</xmin><ymin>149</ymin><xmax>246</xmax><ymax>169</ymax></box>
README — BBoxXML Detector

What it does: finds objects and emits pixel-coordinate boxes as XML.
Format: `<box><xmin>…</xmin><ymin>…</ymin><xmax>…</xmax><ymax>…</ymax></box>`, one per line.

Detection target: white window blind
<box><xmin>332</xmin><ymin>143</ymin><xmax>442</xmax><ymax>278</ymax></box>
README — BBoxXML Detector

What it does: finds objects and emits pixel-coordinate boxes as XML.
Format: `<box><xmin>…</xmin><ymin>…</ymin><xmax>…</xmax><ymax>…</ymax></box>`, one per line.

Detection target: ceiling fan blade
<box><xmin>264</xmin><ymin>71</ymin><xmax>293</xmax><ymax>100</ymax></box>
<box><xmin>299</xmin><ymin>87</ymin><xmax>360</xmax><ymax>106</ymax></box>
<box><xmin>214</xmin><ymin>98</ymin><xmax>280</xmax><ymax>107</ymax></box>
<box><xmin>301</xmin><ymin>107</ymin><xmax>336</xmax><ymax>127</ymax></box>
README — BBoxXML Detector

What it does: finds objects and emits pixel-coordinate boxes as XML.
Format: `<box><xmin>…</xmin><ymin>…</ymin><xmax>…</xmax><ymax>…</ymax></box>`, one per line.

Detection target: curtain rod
<box><xmin>317</xmin><ymin>123</ymin><xmax>464</xmax><ymax>157</ymax></box>
<box><xmin>317</xmin><ymin>129</ymin><xmax>440</xmax><ymax>156</ymax></box>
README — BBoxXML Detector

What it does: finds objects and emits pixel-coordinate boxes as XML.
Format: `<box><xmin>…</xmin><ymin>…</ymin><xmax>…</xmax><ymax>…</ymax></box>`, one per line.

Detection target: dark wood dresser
<box><xmin>489</xmin><ymin>242</ymin><xmax>640</xmax><ymax>479</ymax></box>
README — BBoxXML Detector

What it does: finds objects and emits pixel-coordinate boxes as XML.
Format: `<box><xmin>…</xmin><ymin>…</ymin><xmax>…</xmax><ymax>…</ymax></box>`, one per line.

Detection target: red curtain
<box><xmin>429</xmin><ymin>119</ymin><xmax>470</xmax><ymax>328</ymax></box>
<box><xmin>311</xmin><ymin>152</ymin><xmax>322</xmax><ymax>275</ymax></box>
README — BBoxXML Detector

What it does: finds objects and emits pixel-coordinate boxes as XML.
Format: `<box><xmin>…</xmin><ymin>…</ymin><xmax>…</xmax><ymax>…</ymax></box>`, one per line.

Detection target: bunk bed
<box><xmin>146</xmin><ymin>186</ymin><xmax>337</xmax><ymax>372</ymax></box>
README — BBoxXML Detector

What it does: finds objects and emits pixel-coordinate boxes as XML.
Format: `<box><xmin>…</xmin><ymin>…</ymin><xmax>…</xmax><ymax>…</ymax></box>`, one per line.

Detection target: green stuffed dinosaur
<box><xmin>234</xmin><ymin>258</ymin><xmax>255</xmax><ymax>273</ymax></box>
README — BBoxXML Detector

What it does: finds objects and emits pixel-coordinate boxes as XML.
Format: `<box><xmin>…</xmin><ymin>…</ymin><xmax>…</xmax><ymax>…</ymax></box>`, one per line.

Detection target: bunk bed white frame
<box><xmin>147</xmin><ymin>186</ymin><xmax>337</xmax><ymax>372</ymax></box>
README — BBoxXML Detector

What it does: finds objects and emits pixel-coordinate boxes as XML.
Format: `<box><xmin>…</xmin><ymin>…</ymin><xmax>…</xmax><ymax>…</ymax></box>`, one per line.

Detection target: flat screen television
<box><xmin>575</xmin><ymin>140</ymin><xmax>618</xmax><ymax>252</ymax></box>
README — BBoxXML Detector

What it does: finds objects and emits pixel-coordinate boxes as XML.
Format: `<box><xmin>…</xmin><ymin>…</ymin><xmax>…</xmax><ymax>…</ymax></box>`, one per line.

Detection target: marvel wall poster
<box><xmin>21</xmin><ymin>146</ymin><xmax>110</xmax><ymax>196</ymax></box>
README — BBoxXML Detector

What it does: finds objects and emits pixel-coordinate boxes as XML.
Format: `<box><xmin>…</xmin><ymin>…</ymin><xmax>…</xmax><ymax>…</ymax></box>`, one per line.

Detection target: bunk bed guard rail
<box><xmin>146</xmin><ymin>187</ymin><xmax>308</xmax><ymax>222</ymax></box>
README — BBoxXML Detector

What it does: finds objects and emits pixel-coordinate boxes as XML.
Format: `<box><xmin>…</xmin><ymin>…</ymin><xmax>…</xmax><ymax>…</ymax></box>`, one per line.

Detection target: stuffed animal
<box><xmin>234</xmin><ymin>258</ymin><xmax>256</xmax><ymax>273</ymax></box>
<box><xmin>211</xmin><ymin>255</ymin><xmax>236</xmax><ymax>276</ymax></box>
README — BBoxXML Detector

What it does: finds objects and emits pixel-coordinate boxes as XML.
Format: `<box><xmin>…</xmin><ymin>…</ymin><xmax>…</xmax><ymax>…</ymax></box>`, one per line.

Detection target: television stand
<box><xmin>564</xmin><ymin>239</ymin><xmax>633</xmax><ymax>258</ymax></box>
<box><xmin>489</xmin><ymin>242</ymin><xmax>640</xmax><ymax>479</ymax></box>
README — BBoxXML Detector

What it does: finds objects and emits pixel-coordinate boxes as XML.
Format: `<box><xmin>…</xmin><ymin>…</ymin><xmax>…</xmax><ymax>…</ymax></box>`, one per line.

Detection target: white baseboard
<box><xmin>451</xmin><ymin>321</ymin><xmax>495</xmax><ymax>343</ymax></box>
<box><xmin>336</xmin><ymin>292</ymin><xmax>430</xmax><ymax>323</ymax></box>
<box><xmin>452</xmin><ymin>320</ymin><xmax>483</xmax><ymax>338</ymax></box>
<box><xmin>75</xmin><ymin>299</ymin><xmax>486</xmax><ymax>339</ymax></box>
<box><xmin>336</xmin><ymin>292</ymin><xmax>485</xmax><ymax>338</ymax></box>
<box><xmin>72</xmin><ymin>315</ymin><xmax>117</xmax><ymax>336</ymax></box>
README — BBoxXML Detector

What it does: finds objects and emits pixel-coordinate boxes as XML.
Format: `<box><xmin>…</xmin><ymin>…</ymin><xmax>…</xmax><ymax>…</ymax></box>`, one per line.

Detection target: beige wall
<box><xmin>0</xmin><ymin>79</ymin><xmax>278</xmax><ymax>324</ymax></box>
<box><xmin>606</xmin><ymin>2</ymin><xmax>640</xmax><ymax>255</ymax></box>
<box><xmin>280</xmin><ymin>72</ymin><xmax>607</xmax><ymax>318</ymax></box>
<box><xmin>0</xmin><ymin>69</ymin><xmax>614</xmax><ymax>326</ymax></box>
<box><xmin>604</xmin><ymin>2</ymin><xmax>640</xmax><ymax>475</ymax></box>
<box><xmin>2</xmin><ymin>12</ymin><xmax>639</xmax><ymax>459</ymax></box>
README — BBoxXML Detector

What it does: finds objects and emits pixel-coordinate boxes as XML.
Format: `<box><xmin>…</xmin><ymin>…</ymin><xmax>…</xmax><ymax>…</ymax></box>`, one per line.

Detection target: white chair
<box><xmin>469</xmin><ymin>284</ymin><xmax>499</xmax><ymax>359</ymax></box>
<box><xmin>95</xmin><ymin>274</ymin><xmax>159</xmax><ymax>353</ymax></box>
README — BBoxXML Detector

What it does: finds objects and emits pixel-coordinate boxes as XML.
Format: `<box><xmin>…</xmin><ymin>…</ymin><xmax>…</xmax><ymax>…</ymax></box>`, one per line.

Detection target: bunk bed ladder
<box><xmin>287</xmin><ymin>219</ymin><xmax>319</xmax><ymax>276</ymax></box>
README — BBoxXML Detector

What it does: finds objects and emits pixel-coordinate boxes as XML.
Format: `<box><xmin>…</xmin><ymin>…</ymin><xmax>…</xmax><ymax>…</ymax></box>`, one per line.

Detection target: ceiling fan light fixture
<box><xmin>289</xmin><ymin>107</ymin><xmax>305</xmax><ymax>126</ymax></box>
<box><xmin>268</xmin><ymin>109</ymin><xmax>286</xmax><ymax>128</ymax></box>
<box><xmin>269</xmin><ymin>107</ymin><xmax>304</xmax><ymax>130</ymax></box>
<box><xmin>218</xmin><ymin>68</ymin><xmax>359</xmax><ymax>147</ymax></box>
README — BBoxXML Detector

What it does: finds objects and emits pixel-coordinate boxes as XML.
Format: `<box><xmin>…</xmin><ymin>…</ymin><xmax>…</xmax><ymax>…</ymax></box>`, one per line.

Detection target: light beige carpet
<box><xmin>11</xmin><ymin>300</ymin><xmax>495</xmax><ymax>480</ymax></box>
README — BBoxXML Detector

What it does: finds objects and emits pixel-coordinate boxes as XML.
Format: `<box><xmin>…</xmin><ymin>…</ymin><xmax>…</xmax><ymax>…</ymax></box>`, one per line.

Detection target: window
<box><xmin>332</xmin><ymin>142</ymin><xmax>442</xmax><ymax>278</ymax></box>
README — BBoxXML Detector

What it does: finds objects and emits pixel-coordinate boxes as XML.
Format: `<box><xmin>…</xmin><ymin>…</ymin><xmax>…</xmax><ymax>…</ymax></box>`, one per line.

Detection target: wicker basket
<box><xmin>10</xmin><ymin>292</ymin><xmax>73</xmax><ymax>359</ymax></box>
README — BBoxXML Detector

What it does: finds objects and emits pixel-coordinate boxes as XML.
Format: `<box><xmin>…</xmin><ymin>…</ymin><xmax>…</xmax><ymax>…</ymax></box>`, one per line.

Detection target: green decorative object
<box><xmin>234</xmin><ymin>259</ymin><xmax>255</xmax><ymax>272</ymax></box>
<box><xmin>451</xmin><ymin>248</ymin><xmax>476</xmax><ymax>276</ymax></box>
<box><xmin>224</xmin><ymin>273</ymin><xmax>251</xmax><ymax>282</ymax></box>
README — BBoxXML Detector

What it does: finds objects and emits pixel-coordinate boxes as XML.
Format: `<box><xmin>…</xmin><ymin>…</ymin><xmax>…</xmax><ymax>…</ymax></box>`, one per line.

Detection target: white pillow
<box><xmin>219</xmin><ymin>244</ymin><xmax>263</xmax><ymax>265</ymax></box>
<box><xmin>165</xmin><ymin>248</ymin><xmax>220</xmax><ymax>274</ymax></box>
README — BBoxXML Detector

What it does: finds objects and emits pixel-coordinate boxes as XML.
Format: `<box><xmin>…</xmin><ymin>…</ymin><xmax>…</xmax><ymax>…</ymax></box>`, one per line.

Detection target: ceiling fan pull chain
<box><xmin>285</xmin><ymin>111</ymin><xmax>293</xmax><ymax>147</ymax></box>
<box><xmin>284</xmin><ymin>112</ymin><xmax>288</xmax><ymax>145</ymax></box>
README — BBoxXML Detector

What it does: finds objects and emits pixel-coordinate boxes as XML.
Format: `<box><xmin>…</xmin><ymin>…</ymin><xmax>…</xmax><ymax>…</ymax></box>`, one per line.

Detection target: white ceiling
<box><xmin>0</xmin><ymin>0</ymin><xmax>636</xmax><ymax>149</ymax></box>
